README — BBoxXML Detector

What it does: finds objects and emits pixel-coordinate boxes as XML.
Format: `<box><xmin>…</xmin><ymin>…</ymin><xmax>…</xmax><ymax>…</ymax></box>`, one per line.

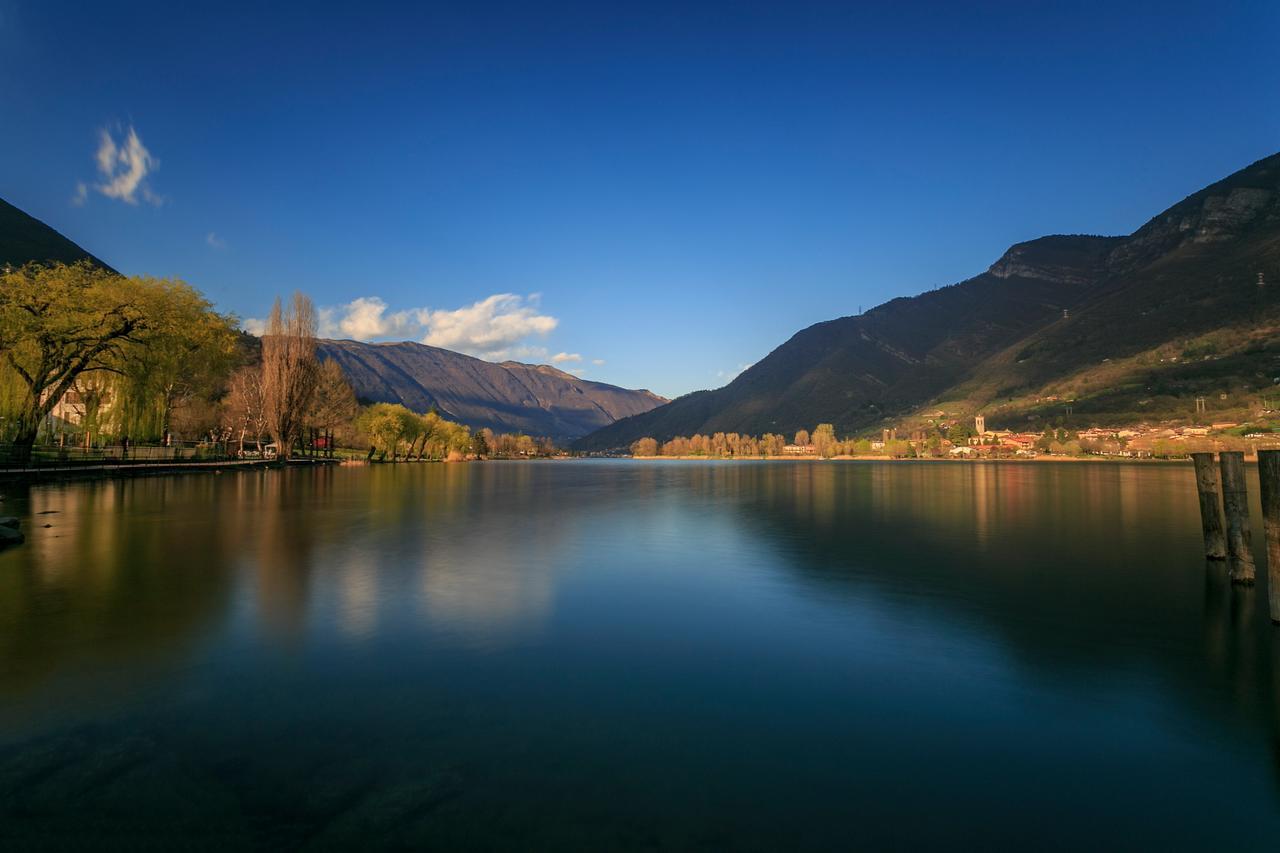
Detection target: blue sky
<box><xmin>1</xmin><ymin>0</ymin><xmax>1277</xmax><ymax>399</ymax></box>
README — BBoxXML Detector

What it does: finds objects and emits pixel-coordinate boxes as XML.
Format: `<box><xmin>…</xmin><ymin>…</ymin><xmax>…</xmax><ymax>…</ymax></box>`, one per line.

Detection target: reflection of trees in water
<box><xmin>244</xmin><ymin>463</ymin><xmax>618</xmax><ymax>648</ymax></box>
<box><xmin>391</xmin><ymin>463</ymin><xmax>588</xmax><ymax>646</ymax></box>
<box><xmin>0</xmin><ymin>476</ymin><xmax>238</xmax><ymax>722</ymax></box>
<box><xmin>241</xmin><ymin>467</ymin><xmax>327</xmax><ymax>642</ymax></box>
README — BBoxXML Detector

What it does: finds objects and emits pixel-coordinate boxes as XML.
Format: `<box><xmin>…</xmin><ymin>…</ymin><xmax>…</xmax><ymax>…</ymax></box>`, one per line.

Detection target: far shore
<box><xmin>625</xmin><ymin>453</ymin><xmax>1196</xmax><ymax>463</ymax></box>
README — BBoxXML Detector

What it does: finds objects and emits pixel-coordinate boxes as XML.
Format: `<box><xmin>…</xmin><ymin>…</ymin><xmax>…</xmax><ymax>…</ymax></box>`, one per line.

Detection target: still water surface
<box><xmin>2</xmin><ymin>460</ymin><xmax>1280</xmax><ymax>849</ymax></box>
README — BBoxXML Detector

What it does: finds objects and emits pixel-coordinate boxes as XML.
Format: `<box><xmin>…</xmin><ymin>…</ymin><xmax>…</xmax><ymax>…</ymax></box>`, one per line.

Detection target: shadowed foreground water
<box><xmin>1</xmin><ymin>460</ymin><xmax>1279</xmax><ymax>849</ymax></box>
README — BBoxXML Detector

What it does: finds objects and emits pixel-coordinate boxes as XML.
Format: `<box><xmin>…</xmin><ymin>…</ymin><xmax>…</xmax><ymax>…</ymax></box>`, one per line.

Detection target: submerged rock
<box><xmin>0</xmin><ymin>517</ymin><xmax>23</xmax><ymax>548</ymax></box>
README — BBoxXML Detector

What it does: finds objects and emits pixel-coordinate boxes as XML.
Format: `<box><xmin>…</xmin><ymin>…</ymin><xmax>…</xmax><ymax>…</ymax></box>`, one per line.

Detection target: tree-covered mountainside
<box><xmin>316</xmin><ymin>339</ymin><xmax>666</xmax><ymax>441</ymax></box>
<box><xmin>0</xmin><ymin>198</ymin><xmax>115</xmax><ymax>272</ymax></box>
<box><xmin>575</xmin><ymin>152</ymin><xmax>1280</xmax><ymax>450</ymax></box>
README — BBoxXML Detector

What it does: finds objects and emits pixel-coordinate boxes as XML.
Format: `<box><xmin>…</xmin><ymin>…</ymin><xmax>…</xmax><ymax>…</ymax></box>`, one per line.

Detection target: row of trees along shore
<box><xmin>631</xmin><ymin>425</ymin><xmax>913</xmax><ymax>458</ymax></box>
<box><xmin>0</xmin><ymin>261</ymin><xmax>557</xmax><ymax>463</ymax></box>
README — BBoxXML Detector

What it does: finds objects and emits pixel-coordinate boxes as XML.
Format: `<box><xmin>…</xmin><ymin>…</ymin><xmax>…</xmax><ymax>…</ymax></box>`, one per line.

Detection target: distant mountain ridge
<box><xmin>575</xmin><ymin>152</ymin><xmax>1280</xmax><ymax>450</ymax></box>
<box><xmin>317</xmin><ymin>338</ymin><xmax>666</xmax><ymax>441</ymax></box>
<box><xmin>0</xmin><ymin>198</ymin><xmax>115</xmax><ymax>272</ymax></box>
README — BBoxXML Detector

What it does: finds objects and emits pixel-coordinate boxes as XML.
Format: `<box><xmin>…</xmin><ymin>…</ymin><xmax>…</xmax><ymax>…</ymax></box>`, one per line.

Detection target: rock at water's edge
<box><xmin>0</xmin><ymin>517</ymin><xmax>23</xmax><ymax>548</ymax></box>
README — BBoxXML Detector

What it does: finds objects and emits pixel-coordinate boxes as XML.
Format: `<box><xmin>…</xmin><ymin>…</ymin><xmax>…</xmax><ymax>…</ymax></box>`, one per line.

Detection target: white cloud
<box><xmin>591</xmin><ymin>358</ymin><xmax>606</xmax><ymax>366</ymax></box>
<box><xmin>90</xmin><ymin>125</ymin><xmax>162</xmax><ymax>206</ymax></box>
<box><xmin>241</xmin><ymin>317</ymin><xmax>266</xmax><ymax>336</ymax></box>
<box><xmin>316</xmin><ymin>296</ymin><xmax>420</xmax><ymax>341</ymax></box>
<box><xmin>286</xmin><ymin>293</ymin><xmax>561</xmax><ymax>362</ymax></box>
<box><xmin>70</xmin><ymin>182</ymin><xmax>88</xmax><ymax>207</ymax></box>
<box><xmin>419</xmin><ymin>293</ymin><xmax>558</xmax><ymax>359</ymax></box>
<box><xmin>206</xmin><ymin>231</ymin><xmax>226</xmax><ymax>249</ymax></box>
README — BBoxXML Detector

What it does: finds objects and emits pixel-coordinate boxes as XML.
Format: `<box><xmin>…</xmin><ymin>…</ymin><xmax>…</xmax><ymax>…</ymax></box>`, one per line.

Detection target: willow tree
<box><xmin>112</xmin><ymin>278</ymin><xmax>238</xmax><ymax>440</ymax></box>
<box><xmin>356</xmin><ymin>402</ymin><xmax>418</xmax><ymax>460</ymax></box>
<box><xmin>0</xmin><ymin>262</ymin><xmax>240</xmax><ymax>459</ymax></box>
<box><xmin>261</xmin><ymin>292</ymin><xmax>319</xmax><ymax>459</ymax></box>
<box><xmin>0</xmin><ymin>262</ymin><xmax>147</xmax><ymax>461</ymax></box>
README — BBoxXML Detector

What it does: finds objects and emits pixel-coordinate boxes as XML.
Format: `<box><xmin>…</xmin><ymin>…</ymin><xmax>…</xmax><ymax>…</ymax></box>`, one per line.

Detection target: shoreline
<box><xmin>0</xmin><ymin>453</ymin><xmax>1206</xmax><ymax>484</ymax></box>
<box><xmin>623</xmin><ymin>454</ymin><xmax>1194</xmax><ymax>463</ymax></box>
<box><xmin>0</xmin><ymin>457</ymin><xmax>338</xmax><ymax>484</ymax></box>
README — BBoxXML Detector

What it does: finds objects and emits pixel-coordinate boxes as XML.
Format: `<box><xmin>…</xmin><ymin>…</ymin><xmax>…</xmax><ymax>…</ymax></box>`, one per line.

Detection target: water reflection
<box><xmin>0</xmin><ymin>478</ymin><xmax>235</xmax><ymax>727</ymax></box>
<box><xmin>2</xmin><ymin>461</ymin><xmax>1280</xmax><ymax>847</ymax></box>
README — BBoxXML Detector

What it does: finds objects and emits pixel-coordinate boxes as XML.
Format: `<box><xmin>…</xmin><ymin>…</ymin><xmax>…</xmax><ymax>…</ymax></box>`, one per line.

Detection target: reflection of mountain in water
<box><xmin>704</xmin><ymin>461</ymin><xmax>1280</xmax><ymax>783</ymax></box>
<box><xmin>3</xmin><ymin>461</ymin><xmax>1280</xmax><ymax>845</ymax></box>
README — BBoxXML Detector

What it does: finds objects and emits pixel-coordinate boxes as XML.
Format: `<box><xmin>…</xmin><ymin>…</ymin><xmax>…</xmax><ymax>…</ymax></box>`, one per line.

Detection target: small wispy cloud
<box><xmin>716</xmin><ymin>362</ymin><xmax>754</xmax><ymax>380</ymax></box>
<box><xmin>77</xmin><ymin>124</ymin><xmax>163</xmax><ymax>206</ymax></box>
<box><xmin>551</xmin><ymin>352</ymin><xmax>582</xmax><ymax>364</ymax></box>
<box><xmin>591</xmin><ymin>358</ymin><xmax>606</xmax><ymax>366</ymax></box>
<box><xmin>206</xmin><ymin>231</ymin><xmax>227</xmax><ymax>249</ymax></box>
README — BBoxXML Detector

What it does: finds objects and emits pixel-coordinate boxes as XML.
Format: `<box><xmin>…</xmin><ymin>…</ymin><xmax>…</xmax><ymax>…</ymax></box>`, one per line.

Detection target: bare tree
<box><xmin>307</xmin><ymin>358</ymin><xmax>358</xmax><ymax>457</ymax></box>
<box><xmin>261</xmin><ymin>292</ymin><xmax>319</xmax><ymax>460</ymax></box>
<box><xmin>224</xmin><ymin>365</ymin><xmax>269</xmax><ymax>454</ymax></box>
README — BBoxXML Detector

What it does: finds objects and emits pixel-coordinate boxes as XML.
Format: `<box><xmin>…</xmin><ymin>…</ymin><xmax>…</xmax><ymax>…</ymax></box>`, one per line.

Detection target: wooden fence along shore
<box><xmin>1192</xmin><ymin>450</ymin><xmax>1280</xmax><ymax>622</ymax></box>
<box><xmin>0</xmin><ymin>441</ymin><xmax>338</xmax><ymax>486</ymax></box>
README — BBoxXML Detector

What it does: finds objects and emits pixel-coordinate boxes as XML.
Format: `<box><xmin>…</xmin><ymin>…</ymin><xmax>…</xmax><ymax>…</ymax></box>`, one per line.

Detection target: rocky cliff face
<box><xmin>1109</xmin><ymin>154</ymin><xmax>1280</xmax><ymax>271</ymax></box>
<box><xmin>987</xmin><ymin>235</ymin><xmax>1122</xmax><ymax>285</ymax></box>
<box><xmin>317</xmin><ymin>339</ymin><xmax>666</xmax><ymax>441</ymax></box>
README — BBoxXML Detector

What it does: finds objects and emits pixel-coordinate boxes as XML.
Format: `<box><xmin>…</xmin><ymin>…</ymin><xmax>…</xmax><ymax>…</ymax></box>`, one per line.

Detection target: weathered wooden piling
<box><xmin>1219</xmin><ymin>451</ymin><xmax>1256</xmax><ymax>584</ymax></box>
<box><xmin>1256</xmin><ymin>450</ymin><xmax>1280</xmax><ymax>622</ymax></box>
<box><xmin>1190</xmin><ymin>453</ymin><xmax>1227</xmax><ymax>561</ymax></box>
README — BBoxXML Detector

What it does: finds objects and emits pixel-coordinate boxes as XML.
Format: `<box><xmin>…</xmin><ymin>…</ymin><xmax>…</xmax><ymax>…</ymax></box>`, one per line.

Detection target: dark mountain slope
<box><xmin>0</xmin><ymin>198</ymin><xmax>115</xmax><ymax>271</ymax></box>
<box><xmin>576</xmin><ymin>152</ymin><xmax>1280</xmax><ymax>449</ymax></box>
<box><xmin>317</xmin><ymin>339</ymin><xmax>666</xmax><ymax>441</ymax></box>
<box><xmin>576</xmin><ymin>235</ymin><xmax>1120</xmax><ymax>448</ymax></box>
<box><xmin>949</xmin><ymin>155</ymin><xmax>1280</xmax><ymax>419</ymax></box>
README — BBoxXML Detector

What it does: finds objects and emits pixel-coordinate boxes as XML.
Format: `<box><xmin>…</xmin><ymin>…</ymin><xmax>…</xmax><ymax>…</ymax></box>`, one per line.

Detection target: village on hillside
<box><xmin>630</xmin><ymin>411</ymin><xmax>1280</xmax><ymax>461</ymax></box>
<box><xmin>834</xmin><ymin>414</ymin><xmax>1280</xmax><ymax>460</ymax></box>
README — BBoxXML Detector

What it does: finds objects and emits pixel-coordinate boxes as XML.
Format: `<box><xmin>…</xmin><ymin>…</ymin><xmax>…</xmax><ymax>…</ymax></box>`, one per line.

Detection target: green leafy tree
<box><xmin>356</xmin><ymin>403</ymin><xmax>418</xmax><ymax>459</ymax></box>
<box><xmin>113</xmin><ymin>278</ymin><xmax>239</xmax><ymax>440</ymax></box>
<box><xmin>0</xmin><ymin>262</ymin><xmax>232</xmax><ymax>460</ymax></box>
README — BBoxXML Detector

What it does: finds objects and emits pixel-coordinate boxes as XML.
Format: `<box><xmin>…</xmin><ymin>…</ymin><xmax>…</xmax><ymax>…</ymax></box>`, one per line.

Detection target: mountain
<box><xmin>0</xmin><ymin>196</ymin><xmax>661</xmax><ymax>441</ymax></box>
<box><xmin>575</xmin><ymin>152</ymin><xmax>1280</xmax><ymax>450</ymax></box>
<box><xmin>0</xmin><ymin>197</ymin><xmax>115</xmax><ymax>271</ymax></box>
<box><xmin>317</xmin><ymin>339</ymin><xmax>666</xmax><ymax>441</ymax></box>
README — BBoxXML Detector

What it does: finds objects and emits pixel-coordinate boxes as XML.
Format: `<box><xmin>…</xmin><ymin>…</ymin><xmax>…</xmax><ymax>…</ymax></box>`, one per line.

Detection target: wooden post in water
<box><xmin>1219</xmin><ymin>451</ymin><xmax>1256</xmax><ymax>584</ymax></box>
<box><xmin>1257</xmin><ymin>450</ymin><xmax>1280</xmax><ymax>622</ymax></box>
<box><xmin>1191</xmin><ymin>453</ymin><xmax>1227</xmax><ymax>561</ymax></box>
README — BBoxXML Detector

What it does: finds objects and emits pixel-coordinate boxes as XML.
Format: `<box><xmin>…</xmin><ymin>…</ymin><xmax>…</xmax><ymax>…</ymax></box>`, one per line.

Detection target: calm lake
<box><xmin>2</xmin><ymin>460</ymin><xmax>1279</xmax><ymax>849</ymax></box>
